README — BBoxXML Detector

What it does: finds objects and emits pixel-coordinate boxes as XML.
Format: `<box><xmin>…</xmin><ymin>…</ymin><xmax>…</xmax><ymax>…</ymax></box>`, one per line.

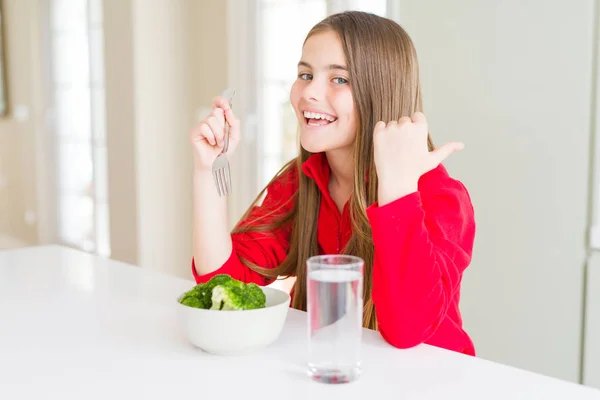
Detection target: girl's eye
<box><xmin>332</xmin><ymin>77</ymin><xmax>348</xmax><ymax>84</ymax></box>
<box><xmin>298</xmin><ymin>73</ymin><xmax>312</xmax><ymax>80</ymax></box>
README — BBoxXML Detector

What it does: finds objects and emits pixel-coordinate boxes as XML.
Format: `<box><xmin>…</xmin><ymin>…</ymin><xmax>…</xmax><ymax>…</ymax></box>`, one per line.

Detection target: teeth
<box><xmin>303</xmin><ymin>111</ymin><xmax>337</xmax><ymax>122</ymax></box>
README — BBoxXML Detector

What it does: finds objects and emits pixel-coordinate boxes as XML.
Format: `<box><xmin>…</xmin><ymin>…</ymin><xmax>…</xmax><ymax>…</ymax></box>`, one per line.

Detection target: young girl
<box><xmin>189</xmin><ymin>11</ymin><xmax>476</xmax><ymax>356</ymax></box>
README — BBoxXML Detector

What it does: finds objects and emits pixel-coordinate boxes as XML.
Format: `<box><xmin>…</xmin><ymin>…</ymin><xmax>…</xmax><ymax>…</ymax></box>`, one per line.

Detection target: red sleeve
<box><xmin>191</xmin><ymin>168</ymin><xmax>297</xmax><ymax>286</ymax></box>
<box><xmin>366</xmin><ymin>168</ymin><xmax>475</xmax><ymax>349</ymax></box>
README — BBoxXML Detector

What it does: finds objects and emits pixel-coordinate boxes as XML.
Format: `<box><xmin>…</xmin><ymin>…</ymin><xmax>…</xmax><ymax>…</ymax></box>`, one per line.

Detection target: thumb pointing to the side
<box><xmin>430</xmin><ymin>142</ymin><xmax>465</xmax><ymax>166</ymax></box>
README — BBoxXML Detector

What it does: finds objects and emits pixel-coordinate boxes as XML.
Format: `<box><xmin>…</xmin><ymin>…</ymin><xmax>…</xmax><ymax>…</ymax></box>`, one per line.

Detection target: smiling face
<box><xmin>290</xmin><ymin>30</ymin><xmax>357</xmax><ymax>154</ymax></box>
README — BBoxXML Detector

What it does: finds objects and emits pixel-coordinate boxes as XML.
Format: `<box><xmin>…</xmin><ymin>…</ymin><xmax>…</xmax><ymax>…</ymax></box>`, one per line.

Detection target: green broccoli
<box><xmin>243</xmin><ymin>283</ymin><xmax>267</xmax><ymax>310</ymax></box>
<box><xmin>179</xmin><ymin>274</ymin><xmax>266</xmax><ymax>310</ymax></box>
<box><xmin>179</xmin><ymin>295</ymin><xmax>205</xmax><ymax>309</ymax></box>
<box><xmin>179</xmin><ymin>284</ymin><xmax>207</xmax><ymax>308</ymax></box>
<box><xmin>210</xmin><ymin>280</ymin><xmax>266</xmax><ymax>310</ymax></box>
<box><xmin>199</xmin><ymin>274</ymin><xmax>233</xmax><ymax>307</ymax></box>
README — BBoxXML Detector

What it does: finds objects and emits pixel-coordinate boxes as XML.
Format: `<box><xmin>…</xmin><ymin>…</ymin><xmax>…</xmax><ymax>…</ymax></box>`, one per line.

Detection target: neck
<box><xmin>326</xmin><ymin>147</ymin><xmax>354</xmax><ymax>192</ymax></box>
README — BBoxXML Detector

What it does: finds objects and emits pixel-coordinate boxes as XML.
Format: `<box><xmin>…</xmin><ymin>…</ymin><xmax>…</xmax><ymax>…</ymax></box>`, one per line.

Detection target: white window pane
<box><xmin>95</xmin><ymin>202</ymin><xmax>111</xmax><ymax>258</ymax></box>
<box><xmin>330</xmin><ymin>0</ymin><xmax>387</xmax><ymax>16</ymax></box>
<box><xmin>282</xmin><ymin>100</ymin><xmax>299</xmax><ymax>162</ymax></box>
<box><xmin>351</xmin><ymin>0</ymin><xmax>387</xmax><ymax>16</ymax></box>
<box><xmin>55</xmin><ymin>87</ymin><xmax>92</xmax><ymax>140</ymax></box>
<box><xmin>52</xmin><ymin>34</ymin><xmax>90</xmax><ymax>85</ymax></box>
<box><xmin>51</xmin><ymin>0</ymin><xmax>109</xmax><ymax>257</ymax></box>
<box><xmin>89</xmin><ymin>27</ymin><xmax>104</xmax><ymax>85</ymax></box>
<box><xmin>93</xmin><ymin>145</ymin><xmax>108</xmax><ymax>202</ymax></box>
<box><xmin>258</xmin><ymin>0</ymin><xmax>326</xmax><ymax>189</ymax></box>
<box><xmin>51</xmin><ymin>0</ymin><xmax>88</xmax><ymax>32</ymax></box>
<box><xmin>56</xmin><ymin>140</ymin><xmax>93</xmax><ymax>192</ymax></box>
<box><xmin>89</xmin><ymin>0</ymin><xmax>103</xmax><ymax>26</ymax></box>
<box><xmin>260</xmin><ymin>0</ymin><xmax>327</xmax><ymax>82</ymax></box>
<box><xmin>58</xmin><ymin>193</ymin><xmax>94</xmax><ymax>248</ymax></box>
<box><xmin>91</xmin><ymin>87</ymin><xmax>106</xmax><ymax>142</ymax></box>
<box><xmin>263</xmin><ymin>155</ymin><xmax>283</xmax><ymax>189</ymax></box>
<box><xmin>261</xmin><ymin>84</ymin><xmax>288</xmax><ymax>154</ymax></box>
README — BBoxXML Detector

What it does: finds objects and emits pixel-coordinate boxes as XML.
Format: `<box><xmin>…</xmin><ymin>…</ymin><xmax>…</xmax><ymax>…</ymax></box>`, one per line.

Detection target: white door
<box><xmin>584</xmin><ymin>253</ymin><xmax>600</xmax><ymax>389</ymax></box>
<box><xmin>392</xmin><ymin>0</ymin><xmax>595</xmax><ymax>383</ymax></box>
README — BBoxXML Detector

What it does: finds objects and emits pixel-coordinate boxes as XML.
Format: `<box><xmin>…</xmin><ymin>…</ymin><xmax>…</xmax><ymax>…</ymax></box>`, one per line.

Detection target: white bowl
<box><xmin>176</xmin><ymin>286</ymin><xmax>291</xmax><ymax>356</ymax></box>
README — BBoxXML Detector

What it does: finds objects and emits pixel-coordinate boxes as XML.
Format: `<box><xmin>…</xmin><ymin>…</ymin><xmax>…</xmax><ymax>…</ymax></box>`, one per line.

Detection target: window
<box><xmin>257</xmin><ymin>0</ymin><xmax>327</xmax><ymax>188</ymax></box>
<box><xmin>49</xmin><ymin>0</ymin><xmax>110</xmax><ymax>257</ymax></box>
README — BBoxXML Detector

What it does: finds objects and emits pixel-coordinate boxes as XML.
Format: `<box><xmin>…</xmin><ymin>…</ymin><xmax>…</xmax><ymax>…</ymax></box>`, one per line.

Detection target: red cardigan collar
<box><xmin>301</xmin><ymin>152</ymin><xmax>331</xmax><ymax>196</ymax></box>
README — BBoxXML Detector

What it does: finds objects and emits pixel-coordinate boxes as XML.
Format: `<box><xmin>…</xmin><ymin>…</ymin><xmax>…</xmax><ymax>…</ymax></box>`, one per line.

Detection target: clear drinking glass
<box><xmin>306</xmin><ymin>255</ymin><xmax>364</xmax><ymax>384</ymax></box>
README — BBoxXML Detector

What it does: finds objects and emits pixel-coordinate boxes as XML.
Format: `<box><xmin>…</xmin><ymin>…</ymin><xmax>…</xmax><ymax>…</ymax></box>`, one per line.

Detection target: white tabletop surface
<box><xmin>1</xmin><ymin>245</ymin><xmax>599</xmax><ymax>399</ymax></box>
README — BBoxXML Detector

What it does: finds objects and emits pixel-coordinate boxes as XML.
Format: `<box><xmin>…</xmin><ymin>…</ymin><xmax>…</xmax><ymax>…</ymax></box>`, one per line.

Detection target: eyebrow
<box><xmin>298</xmin><ymin>61</ymin><xmax>348</xmax><ymax>71</ymax></box>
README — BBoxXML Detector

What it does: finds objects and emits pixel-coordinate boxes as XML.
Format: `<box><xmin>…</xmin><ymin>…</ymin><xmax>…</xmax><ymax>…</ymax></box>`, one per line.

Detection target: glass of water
<box><xmin>306</xmin><ymin>255</ymin><xmax>364</xmax><ymax>384</ymax></box>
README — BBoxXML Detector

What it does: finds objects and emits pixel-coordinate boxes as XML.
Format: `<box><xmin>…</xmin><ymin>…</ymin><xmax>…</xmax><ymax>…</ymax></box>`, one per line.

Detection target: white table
<box><xmin>1</xmin><ymin>245</ymin><xmax>599</xmax><ymax>399</ymax></box>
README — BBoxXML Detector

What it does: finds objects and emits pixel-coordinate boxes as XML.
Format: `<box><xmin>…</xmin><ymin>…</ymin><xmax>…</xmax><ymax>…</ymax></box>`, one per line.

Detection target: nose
<box><xmin>301</xmin><ymin>79</ymin><xmax>324</xmax><ymax>103</ymax></box>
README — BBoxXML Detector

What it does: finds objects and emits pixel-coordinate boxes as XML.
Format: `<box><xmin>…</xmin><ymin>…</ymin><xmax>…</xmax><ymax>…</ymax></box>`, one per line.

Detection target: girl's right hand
<box><xmin>189</xmin><ymin>95</ymin><xmax>241</xmax><ymax>171</ymax></box>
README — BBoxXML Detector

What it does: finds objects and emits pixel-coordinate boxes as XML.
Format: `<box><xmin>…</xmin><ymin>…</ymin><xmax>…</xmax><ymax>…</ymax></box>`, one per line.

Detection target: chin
<box><xmin>299</xmin><ymin>142</ymin><xmax>326</xmax><ymax>154</ymax></box>
<box><xmin>297</xmin><ymin>117</ymin><xmax>356</xmax><ymax>154</ymax></box>
<box><xmin>299</xmin><ymin>132</ymin><xmax>330</xmax><ymax>154</ymax></box>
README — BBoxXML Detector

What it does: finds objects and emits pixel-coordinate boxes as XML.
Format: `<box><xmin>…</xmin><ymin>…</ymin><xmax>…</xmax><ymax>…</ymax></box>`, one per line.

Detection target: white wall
<box><xmin>394</xmin><ymin>0</ymin><xmax>596</xmax><ymax>384</ymax></box>
<box><xmin>0</xmin><ymin>0</ymin><xmax>46</xmax><ymax>246</ymax></box>
<box><xmin>104</xmin><ymin>0</ymin><xmax>138</xmax><ymax>265</ymax></box>
<box><xmin>132</xmin><ymin>0</ymin><xmax>195</xmax><ymax>278</ymax></box>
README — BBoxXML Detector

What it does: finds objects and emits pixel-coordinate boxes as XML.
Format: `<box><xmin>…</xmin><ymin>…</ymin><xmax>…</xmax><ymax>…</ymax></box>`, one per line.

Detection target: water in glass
<box><xmin>306</xmin><ymin>255</ymin><xmax>364</xmax><ymax>384</ymax></box>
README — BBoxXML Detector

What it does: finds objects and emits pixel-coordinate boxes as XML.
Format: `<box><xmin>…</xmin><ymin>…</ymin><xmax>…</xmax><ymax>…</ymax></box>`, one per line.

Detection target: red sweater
<box><xmin>192</xmin><ymin>152</ymin><xmax>476</xmax><ymax>355</ymax></box>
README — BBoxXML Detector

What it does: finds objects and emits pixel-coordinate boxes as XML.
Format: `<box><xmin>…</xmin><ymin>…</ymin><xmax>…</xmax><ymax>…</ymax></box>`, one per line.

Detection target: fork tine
<box><xmin>219</xmin><ymin>168</ymin><xmax>227</xmax><ymax>196</ymax></box>
<box><xmin>225</xmin><ymin>166</ymin><xmax>232</xmax><ymax>195</ymax></box>
<box><xmin>223</xmin><ymin>168</ymin><xmax>229</xmax><ymax>196</ymax></box>
<box><xmin>216</xmin><ymin>169</ymin><xmax>223</xmax><ymax>196</ymax></box>
<box><xmin>222</xmin><ymin>168</ymin><xmax>228</xmax><ymax>196</ymax></box>
<box><xmin>211</xmin><ymin>88</ymin><xmax>235</xmax><ymax>197</ymax></box>
<box><xmin>225</xmin><ymin>170</ymin><xmax>230</xmax><ymax>195</ymax></box>
<box><xmin>213</xmin><ymin>170</ymin><xmax>220</xmax><ymax>196</ymax></box>
<box><xmin>216</xmin><ymin>170</ymin><xmax>224</xmax><ymax>196</ymax></box>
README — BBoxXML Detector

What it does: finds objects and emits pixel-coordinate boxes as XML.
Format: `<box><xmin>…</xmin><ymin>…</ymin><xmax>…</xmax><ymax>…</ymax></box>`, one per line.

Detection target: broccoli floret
<box><xmin>179</xmin><ymin>283</ymin><xmax>211</xmax><ymax>309</ymax></box>
<box><xmin>200</xmin><ymin>274</ymin><xmax>233</xmax><ymax>307</ymax></box>
<box><xmin>210</xmin><ymin>280</ymin><xmax>267</xmax><ymax>311</ymax></box>
<box><xmin>179</xmin><ymin>295</ymin><xmax>205</xmax><ymax>308</ymax></box>
<box><xmin>244</xmin><ymin>283</ymin><xmax>267</xmax><ymax>310</ymax></box>
<box><xmin>179</xmin><ymin>274</ymin><xmax>266</xmax><ymax>310</ymax></box>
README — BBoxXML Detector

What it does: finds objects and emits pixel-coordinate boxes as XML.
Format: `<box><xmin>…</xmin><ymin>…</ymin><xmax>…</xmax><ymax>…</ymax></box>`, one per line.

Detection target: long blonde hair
<box><xmin>232</xmin><ymin>11</ymin><xmax>434</xmax><ymax>330</ymax></box>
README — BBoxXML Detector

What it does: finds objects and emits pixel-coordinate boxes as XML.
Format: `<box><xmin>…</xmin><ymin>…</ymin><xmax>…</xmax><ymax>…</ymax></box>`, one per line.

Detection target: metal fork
<box><xmin>212</xmin><ymin>88</ymin><xmax>235</xmax><ymax>196</ymax></box>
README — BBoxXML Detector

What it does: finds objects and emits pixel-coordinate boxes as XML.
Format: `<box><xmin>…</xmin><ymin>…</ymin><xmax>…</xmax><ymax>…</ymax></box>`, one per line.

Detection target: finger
<box><xmin>430</xmin><ymin>142</ymin><xmax>464</xmax><ymax>164</ymax></box>
<box><xmin>197</xmin><ymin>122</ymin><xmax>217</xmax><ymax>146</ymax></box>
<box><xmin>411</xmin><ymin>112</ymin><xmax>427</xmax><ymax>125</ymax></box>
<box><xmin>206</xmin><ymin>108</ymin><xmax>225</xmax><ymax>146</ymax></box>
<box><xmin>398</xmin><ymin>116</ymin><xmax>412</xmax><ymax>125</ymax></box>
<box><xmin>212</xmin><ymin>96</ymin><xmax>231</xmax><ymax>111</ymax></box>
<box><xmin>212</xmin><ymin>107</ymin><xmax>225</xmax><ymax>124</ymax></box>
<box><xmin>224</xmin><ymin>108</ymin><xmax>241</xmax><ymax>144</ymax></box>
<box><xmin>373</xmin><ymin>121</ymin><xmax>387</xmax><ymax>136</ymax></box>
<box><xmin>206</xmin><ymin>116</ymin><xmax>224</xmax><ymax>147</ymax></box>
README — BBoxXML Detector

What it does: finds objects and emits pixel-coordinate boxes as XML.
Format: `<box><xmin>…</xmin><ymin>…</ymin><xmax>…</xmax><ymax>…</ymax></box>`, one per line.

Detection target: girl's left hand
<box><xmin>373</xmin><ymin>112</ymin><xmax>464</xmax><ymax>205</ymax></box>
